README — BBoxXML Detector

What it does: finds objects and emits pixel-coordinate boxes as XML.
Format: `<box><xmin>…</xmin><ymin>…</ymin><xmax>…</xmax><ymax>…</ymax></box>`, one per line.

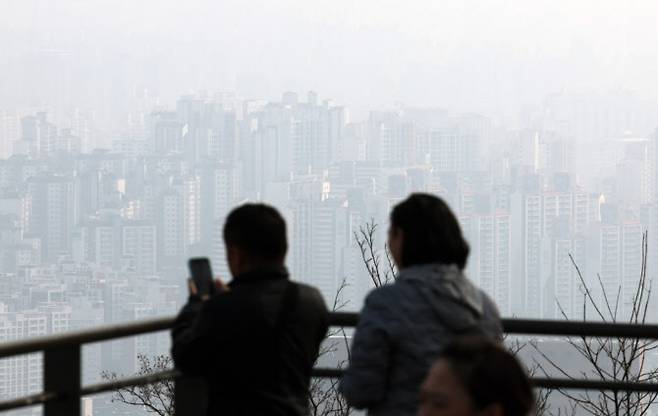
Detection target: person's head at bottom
<box><xmin>419</xmin><ymin>337</ymin><xmax>534</xmax><ymax>416</ymax></box>
<box><xmin>223</xmin><ymin>203</ymin><xmax>287</xmax><ymax>277</ymax></box>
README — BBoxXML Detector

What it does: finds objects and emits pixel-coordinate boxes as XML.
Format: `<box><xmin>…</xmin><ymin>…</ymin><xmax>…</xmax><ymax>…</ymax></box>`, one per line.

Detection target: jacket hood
<box><xmin>397</xmin><ymin>263</ymin><xmax>484</xmax><ymax>333</ymax></box>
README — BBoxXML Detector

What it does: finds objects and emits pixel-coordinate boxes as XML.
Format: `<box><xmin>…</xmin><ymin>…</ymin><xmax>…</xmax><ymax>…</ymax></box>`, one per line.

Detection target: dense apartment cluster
<box><xmin>1</xmin><ymin>91</ymin><xmax>658</xmax><ymax>413</ymax></box>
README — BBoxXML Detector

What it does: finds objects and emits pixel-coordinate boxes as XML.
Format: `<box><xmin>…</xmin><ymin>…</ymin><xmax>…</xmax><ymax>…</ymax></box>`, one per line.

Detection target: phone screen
<box><xmin>188</xmin><ymin>257</ymin><xmax>215</xmax><ymax>297</ymax></box>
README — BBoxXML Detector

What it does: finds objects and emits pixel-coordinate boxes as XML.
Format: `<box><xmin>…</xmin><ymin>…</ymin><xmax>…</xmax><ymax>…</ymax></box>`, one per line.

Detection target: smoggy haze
<box><xmin>2</xmin><ymin>0</ymin><xmax>658</xmax><ymax>124</ymax></box>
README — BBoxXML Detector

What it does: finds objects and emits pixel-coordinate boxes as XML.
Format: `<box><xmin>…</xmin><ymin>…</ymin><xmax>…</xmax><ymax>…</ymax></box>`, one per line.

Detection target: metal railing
<box><xmin>1</xmin><ymin>313</ymin><xmax>658</xmax><ymax>414</ymax></box>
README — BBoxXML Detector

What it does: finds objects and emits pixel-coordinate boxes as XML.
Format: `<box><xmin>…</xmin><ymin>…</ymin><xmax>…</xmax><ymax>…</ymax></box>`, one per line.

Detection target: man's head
<box><xmin>223</xmin><ymin>203</ymin><xmax>288</xmax><ymax>277</ymax></box>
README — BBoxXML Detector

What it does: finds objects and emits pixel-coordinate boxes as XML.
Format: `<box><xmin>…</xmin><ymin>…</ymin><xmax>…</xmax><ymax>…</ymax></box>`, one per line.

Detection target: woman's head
<box><xmin>388</xmin><ymin>193</ymin><xmax>469</xmax><ymax>269</ymax></box>
<box><xmin>419</xmin><ymin>338</ymin><xmax>534</xmax><ymax>416</ymax></box>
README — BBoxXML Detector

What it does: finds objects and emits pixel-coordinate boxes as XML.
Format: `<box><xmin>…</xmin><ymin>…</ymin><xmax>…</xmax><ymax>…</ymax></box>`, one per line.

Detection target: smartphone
<box><xmin>188</xmin><ymin>257</ymin><xmax>215</xmax><ymax>297</ymax></box>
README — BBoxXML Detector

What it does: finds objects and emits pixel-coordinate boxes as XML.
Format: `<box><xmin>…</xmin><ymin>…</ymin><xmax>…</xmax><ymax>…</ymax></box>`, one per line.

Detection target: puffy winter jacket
<box><xmin>340</xmin><ymin>263</ymin><xmax>502</xmax><ymax>416</ymax></box>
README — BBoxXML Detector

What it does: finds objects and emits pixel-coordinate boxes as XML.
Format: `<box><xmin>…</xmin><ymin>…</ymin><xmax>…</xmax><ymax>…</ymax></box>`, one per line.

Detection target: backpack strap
<box><xmin>274</xmin><ymin>281</ymin><xmax>300</xmax><ymax>332</ymax></box>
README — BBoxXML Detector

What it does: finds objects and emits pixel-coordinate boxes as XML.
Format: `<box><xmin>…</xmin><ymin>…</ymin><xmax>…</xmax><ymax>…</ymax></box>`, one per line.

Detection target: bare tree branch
<box><xmin>536</xmin><ymin>231</ymin><xmax>656</xmax><ymax>416</ymax></box>
<box><xmin>102</xmin><ymin>354</ymin><xmax>174</xmax><ymax>416</ymax></box>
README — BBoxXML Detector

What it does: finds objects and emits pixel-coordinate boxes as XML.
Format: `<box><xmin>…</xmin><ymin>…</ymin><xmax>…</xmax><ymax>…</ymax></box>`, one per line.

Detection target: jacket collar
<box><xmin>229</xmin><ymin>265</ymin><xmax>289</xmax><ymax>287</ymax></box>
<box><xmin>397</xmin><ymin>263</ymin><xmax>461</xmax><ymax>282</ymax></box>
<box><xmin>396</xmin><ymin>262</ymin><xmax>484</xmax><ymax>319</ymax></box>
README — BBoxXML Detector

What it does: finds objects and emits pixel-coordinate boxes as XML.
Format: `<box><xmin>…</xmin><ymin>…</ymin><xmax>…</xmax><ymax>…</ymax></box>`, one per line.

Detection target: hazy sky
<box><xmin>2</xmin><ymin>0</ymin><xmax>658</xmax><ymax>121</ymax></box>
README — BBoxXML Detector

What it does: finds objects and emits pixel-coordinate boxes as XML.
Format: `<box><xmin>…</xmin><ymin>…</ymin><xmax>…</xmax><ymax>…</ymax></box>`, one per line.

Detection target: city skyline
<box><xmin>2</xmin><ymin>88</ymin><xmax>658</xmax><ymax>312</ymax></box>
<box><xmin>2</xmin><ymin>88</ymin><xmax>658</xmax><ymax>415</ymax></box>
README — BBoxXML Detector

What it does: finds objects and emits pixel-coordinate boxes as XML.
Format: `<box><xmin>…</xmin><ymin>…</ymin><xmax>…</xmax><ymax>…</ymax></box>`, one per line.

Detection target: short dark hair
<box><xmin>439</xmin><ymin>337</ymin><xmax>534</xmax><ymax>416</ymax></box>
<box><xmin>390</xmin><ymin>193</ymin><xmax>469</xmax><ymax>269</ymax></box>
<box><xmin>223</xmin><ymin>203</ymin><xmax>288</xmax><ymax>262</ymax></box>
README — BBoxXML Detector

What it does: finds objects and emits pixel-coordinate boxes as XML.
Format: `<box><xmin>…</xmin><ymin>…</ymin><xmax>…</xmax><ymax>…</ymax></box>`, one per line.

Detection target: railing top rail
<box><xmin>502</xmin><ymin>318</ymin><xmax>658</xmax><ymax>338</ymax></box>
<box><xmin>0</xmin><ymin>316</ymin><xmax>174</xmax><ymax>359</ymax></box>
<box><xmin>2</xmin><ymin>313</ymin><xmax>658</xmax><ymax>359</ymax></box>
<box><xmin>334</xmin><ymin>313</ymin><xmax>658</xmax><ymax>338</ymax></box>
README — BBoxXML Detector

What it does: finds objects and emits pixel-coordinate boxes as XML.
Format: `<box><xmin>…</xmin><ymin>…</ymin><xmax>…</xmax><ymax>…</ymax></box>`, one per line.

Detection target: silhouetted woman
<box><xmin>419</xmin><ymin>337</ymin><xmax>534</xmax><ymax>416</ymax></box>
<box><xmin>340</xmin><ymin>193</ymin><xmax>503</xmax><ymax>416</ymax></box>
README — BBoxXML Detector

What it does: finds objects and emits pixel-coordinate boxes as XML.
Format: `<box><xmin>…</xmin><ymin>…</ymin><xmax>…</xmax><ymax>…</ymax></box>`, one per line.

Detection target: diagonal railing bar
<box><xmin>81</xmin><ymin>369</ymin><xmax>181</xmax><ymax>397</ymax></box>
<box><xmin>0</xmin><ymin>391</ymin><xmax>57</xmax><ymax>412</ymax></box>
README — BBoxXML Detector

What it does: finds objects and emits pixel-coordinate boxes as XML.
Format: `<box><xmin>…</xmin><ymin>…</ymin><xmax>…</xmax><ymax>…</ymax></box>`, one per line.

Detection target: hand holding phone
<box><xmin>188</xmin><ymin>257</ymin><xmax>216</xmax><ymax>298</ymax></box>
<box><xmin>187</xmin><ymin>277</ymin><xmax>228</xmax><ymax>297</ymax></box>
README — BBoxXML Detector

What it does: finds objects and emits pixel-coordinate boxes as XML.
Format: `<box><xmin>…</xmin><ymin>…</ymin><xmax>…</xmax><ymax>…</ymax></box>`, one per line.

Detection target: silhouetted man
<box><xmin>172</xmin><ymin>204</ymin><xmax>329</xmax><ymax>415</ymax></box>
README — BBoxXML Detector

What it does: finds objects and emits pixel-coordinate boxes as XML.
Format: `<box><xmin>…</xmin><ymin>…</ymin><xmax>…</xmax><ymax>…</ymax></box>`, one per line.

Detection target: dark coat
<box><xmin>340</xmin><ymin>263</ymin><xmax>503</xmax><ymax>416</ymax></box>
<box><xmin>172</xmin><ymin>266</ymin><xmax>329</xmax><ymax>415</ymax></box>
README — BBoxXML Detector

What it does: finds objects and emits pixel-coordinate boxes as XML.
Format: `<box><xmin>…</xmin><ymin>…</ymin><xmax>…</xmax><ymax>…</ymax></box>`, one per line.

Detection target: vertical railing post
<box><xmin>44</xmin><ymin>345</ymin><xmax>81</xmax><ymax>416</ymax></box>
<box><xmin>174</xmin><ymin>376</ymin><xmax>207</xmax><ymax>415</ymax></box>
